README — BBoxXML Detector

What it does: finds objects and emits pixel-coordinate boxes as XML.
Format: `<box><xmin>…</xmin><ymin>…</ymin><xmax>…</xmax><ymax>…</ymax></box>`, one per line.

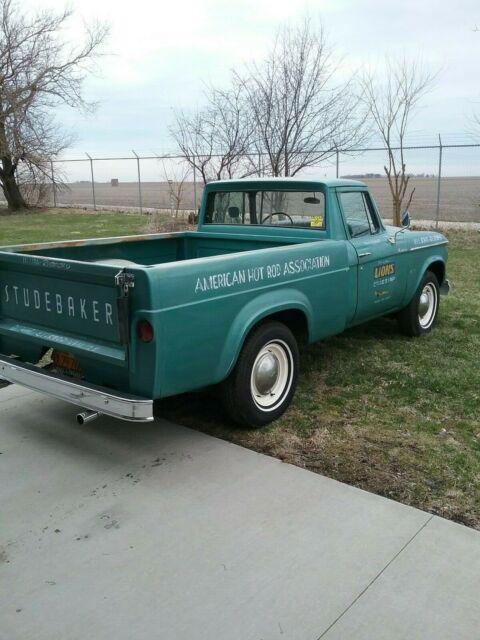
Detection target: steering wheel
<box><xmin>261</xmin><ymin>212</ymin><xmax>294</xmax><ymax>225</ymax></box>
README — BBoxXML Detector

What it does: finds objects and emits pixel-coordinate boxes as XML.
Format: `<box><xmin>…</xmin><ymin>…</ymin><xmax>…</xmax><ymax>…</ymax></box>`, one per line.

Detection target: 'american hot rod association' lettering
<box><xmin>194</xmin><ymin>255</ymin><xmax>331</xmax><ymax>294</ymax></box>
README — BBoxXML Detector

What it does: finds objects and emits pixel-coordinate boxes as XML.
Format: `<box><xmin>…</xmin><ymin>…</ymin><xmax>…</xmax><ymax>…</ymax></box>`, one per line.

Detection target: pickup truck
<box><xmin>0</xmin><ymin>178</ymin><xmax>449</xmax><ymax>427</ymax></box>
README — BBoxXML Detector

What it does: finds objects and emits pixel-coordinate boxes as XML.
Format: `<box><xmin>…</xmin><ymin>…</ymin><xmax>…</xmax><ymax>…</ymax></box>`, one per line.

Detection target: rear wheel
<box><xmin>397</xmin><ymin>271</ymin><xmax>440</xmax><ymax>336</ymax></box>
<box><xmin>222</xmin><ymin>322</ymin><xmax>299</xmax><ymax>428</ymax></box>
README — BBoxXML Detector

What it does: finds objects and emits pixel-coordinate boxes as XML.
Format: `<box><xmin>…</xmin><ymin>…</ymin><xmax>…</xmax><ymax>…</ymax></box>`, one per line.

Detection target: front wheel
<box><xmin>222</xmin><ymin>322</ymin><xmax>299</xmax><ymax>428</ymax></box>
<box><xmin>397</xmin><ymin>271</ymin><xmax>440</xmax><ymax>337</ymax></box>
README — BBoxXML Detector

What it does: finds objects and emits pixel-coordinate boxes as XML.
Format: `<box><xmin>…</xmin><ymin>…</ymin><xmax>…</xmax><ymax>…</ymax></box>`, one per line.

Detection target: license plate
<box><xmin>52</xmin><ymin>350</ymin><xmax>82</xmax><ymax>374</ymax></box>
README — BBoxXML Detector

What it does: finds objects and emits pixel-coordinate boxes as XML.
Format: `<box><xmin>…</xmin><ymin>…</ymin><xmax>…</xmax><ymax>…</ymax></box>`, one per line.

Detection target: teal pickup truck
<box><xmin>0</xmin><ymin>178</ymin><xmax>449</xmax><ymax>427</ymax></box>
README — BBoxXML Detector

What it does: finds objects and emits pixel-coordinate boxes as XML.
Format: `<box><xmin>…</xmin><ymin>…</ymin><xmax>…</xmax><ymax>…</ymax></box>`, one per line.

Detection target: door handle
<box><xmin>358</xmin><ymin>252</ymin><xmax>372</xmax><ymax>258</ymax></box>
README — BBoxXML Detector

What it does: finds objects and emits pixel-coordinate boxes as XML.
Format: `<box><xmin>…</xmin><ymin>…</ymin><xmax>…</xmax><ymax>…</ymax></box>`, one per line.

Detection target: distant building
<box><xmin>111</xmin><ymin>178</ymin><xmax>119</xmax><ymax>187</ymax></box>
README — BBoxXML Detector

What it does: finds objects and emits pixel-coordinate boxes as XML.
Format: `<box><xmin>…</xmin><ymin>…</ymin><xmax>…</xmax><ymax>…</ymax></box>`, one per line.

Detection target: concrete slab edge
<box><xmin>316</xmin><ymin>514</ymin><xmax>435</xmax><ymax>639</ymax></box>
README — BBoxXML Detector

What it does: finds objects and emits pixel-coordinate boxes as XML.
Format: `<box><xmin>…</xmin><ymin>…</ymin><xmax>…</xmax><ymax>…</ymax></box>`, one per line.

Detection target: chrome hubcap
<box><xmin>253</xmin><ymin>353</ymin><xmax>280</xmax><ymax>394</ymax></box>
<box><xmin>418</xmin><ymin>283</ymin><xmax>437</xmax><ymax>329</ymax></box>
<box><xmin>418</xmin><ymin>292</ymin><xmax>430</xmax><ymax>317</ymax></box>
<box><xmin>250</xmin><ymin>340</ymin><xmax>293</xmax><ymax>411</ymax></box>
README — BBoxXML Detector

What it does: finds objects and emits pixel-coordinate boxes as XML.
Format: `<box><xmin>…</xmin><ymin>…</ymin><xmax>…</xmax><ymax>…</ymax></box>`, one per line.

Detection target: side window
<box><xmin>339</xmin><ymin>191</ymin><xmax>378</xmax><ymax>238</ymax></box>
<box><xmin>207</xmin><ymin>192</ymin><xmax>250</xmax><ymax>224</ymax></box>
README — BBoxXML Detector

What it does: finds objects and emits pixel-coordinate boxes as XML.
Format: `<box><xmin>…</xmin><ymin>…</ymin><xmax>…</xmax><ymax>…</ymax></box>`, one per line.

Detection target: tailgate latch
<box><xmin>115</xmin><ymin>271</ymin><xmax>135</xmax><ymax>345</ymax></box>
<box><xmin>115</xmin><ymin>271</ymin><xmax>135</xmax><ymax>295</ymax></box>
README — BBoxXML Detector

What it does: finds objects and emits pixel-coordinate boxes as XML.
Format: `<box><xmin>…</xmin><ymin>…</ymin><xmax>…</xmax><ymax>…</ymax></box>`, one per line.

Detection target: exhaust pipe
<box><xmin>77</xmin><ymin>410</ymin><xmax>100</xmax><ymax>425</ymax></box>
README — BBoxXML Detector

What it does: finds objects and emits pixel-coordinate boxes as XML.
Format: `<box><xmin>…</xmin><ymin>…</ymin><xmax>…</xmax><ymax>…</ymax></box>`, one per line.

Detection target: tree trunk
<box><xmin>0</xmin><ymin>118</ymin><xmax>27</xmax><ymax>211</ymax></box>
<box><xmin>392</xmin><ymin>198</ymin><xmax>401</xmax><ymax>227</ymax></box>
<box><xmin>1</xmin><ymin>158</ymin><xmax>27</xmax><ymax>210</ymax></box>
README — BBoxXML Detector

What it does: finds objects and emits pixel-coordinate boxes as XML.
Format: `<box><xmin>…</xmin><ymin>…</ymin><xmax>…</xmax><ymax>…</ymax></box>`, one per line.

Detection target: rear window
<box><xmin>205</xmin><ymin>190</ymin><xmax>326</xmax><ymax>230</ymax></box>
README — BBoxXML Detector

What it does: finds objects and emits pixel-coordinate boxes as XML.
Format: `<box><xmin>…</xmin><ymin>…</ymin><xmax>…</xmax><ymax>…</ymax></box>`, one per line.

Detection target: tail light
<box><xmin>137</xmin><ymin>319</ymin><xmax>154</xmax><ymax>343</ymax></box>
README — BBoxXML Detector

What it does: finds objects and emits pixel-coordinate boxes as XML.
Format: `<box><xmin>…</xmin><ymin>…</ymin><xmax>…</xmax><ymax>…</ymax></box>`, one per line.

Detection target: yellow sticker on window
<box><xmin>310</xmin><ymin>215</ymin><xmax>324</xmax><ymax>228</ymax></box>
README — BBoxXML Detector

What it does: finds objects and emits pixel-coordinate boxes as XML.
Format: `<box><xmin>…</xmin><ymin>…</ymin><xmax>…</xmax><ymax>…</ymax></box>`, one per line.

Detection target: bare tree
<box><xmin>160</xmin><ymin>160</ymin><xmax>190</xmax><ymax>218</ymax></box>
<box><xmin>360</xmin><ymin>58</ymin><xmax>436</xmax><ymax>225</ymax></box>
<box><xmin>12</xmin><ymin>108</ymin><xmax>72</xmax><ymax>206</ymax></box>
<box><xmin>171</xmin><ymin>18</ymin><xmax>367</xmax><ymax>180</ymax></box>
<box><xmin>0</xmin><ymin>0</ymin><xmax>108</xmax><ymax>210</ymax></box>
<box><xmin>236</xmin><ymin>19</ymin><xmax>368</xmax><ymax>177</ymax></box>
<box><xmin>171</xmin><ymin>84</ymin><xmax>253</xmax><ymax>184</ymax></box>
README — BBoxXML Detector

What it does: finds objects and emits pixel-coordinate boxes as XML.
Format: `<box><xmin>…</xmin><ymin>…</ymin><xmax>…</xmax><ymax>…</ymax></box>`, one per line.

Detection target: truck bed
<box><xmin>7</xmin><ymin>231</ymin><xmax>304</xmax><ymax>266</ymax></box>
<box><xmin>1</xmin><ymin>230</ymin><xmax>336</xmax><ymax>401</ymax></box>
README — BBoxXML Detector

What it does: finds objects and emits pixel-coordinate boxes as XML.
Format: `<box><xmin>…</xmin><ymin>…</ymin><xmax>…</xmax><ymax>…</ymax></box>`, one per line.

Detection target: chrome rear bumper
<box><xmin>0</xmin><ymin>354</ymin><xmax>153</xmax><ymax>422</ymax></box>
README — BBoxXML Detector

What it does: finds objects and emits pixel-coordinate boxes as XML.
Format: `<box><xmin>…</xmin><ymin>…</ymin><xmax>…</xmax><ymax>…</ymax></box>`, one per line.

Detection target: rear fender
<box><xmin>215</xmin><ymin>289</ymin><xmax>313</xmax><ymax>381</ymax></box>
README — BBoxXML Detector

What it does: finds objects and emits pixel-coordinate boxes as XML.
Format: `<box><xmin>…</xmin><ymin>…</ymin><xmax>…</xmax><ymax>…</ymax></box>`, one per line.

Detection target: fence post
<box><xmin>132</xmin><ymin>150</ymin><xmax>143</xmax><ymax>213</ymax></box>
<box><xmin>435</xmin><ymin>134</ymin><xmax>443</xmax><ymax>229</ymax></box>
<box><xmin>192</xmin><ymin>155</ymin><xmax>197</xmax><ymax>211</ymax></box>
<box><xmin>50</xmin><ymin>160</ymin><xmax>57</xmax><ymax>208</ymax></box>
<box><xmin>86</xmin><ymin>153</ymin><xmax>96</xmax><ymax>211</ymax></box>
<box><xmin>335</xmin><ymin>147</ymin><xmax>339</xmax><ymax>179</ymax></box>
<box><xmin>168</xmin><ymin>179</ymin><xmax>174</xmax><ymax>216</ymax></box>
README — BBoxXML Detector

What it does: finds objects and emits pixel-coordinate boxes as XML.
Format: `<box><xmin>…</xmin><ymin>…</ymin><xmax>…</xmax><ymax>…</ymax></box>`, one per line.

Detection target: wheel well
<box><xmin>427</xmin><ymin>261</ymin><xmax>445</xmax><ymax>286</ymax></box>
<box><xmin>257</xmin><ymin>309</ymin><xmax>309</xmax><ymax>342</ymax></box>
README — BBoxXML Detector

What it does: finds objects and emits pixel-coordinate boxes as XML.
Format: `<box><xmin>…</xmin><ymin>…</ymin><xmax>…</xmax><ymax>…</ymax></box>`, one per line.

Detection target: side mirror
<box><xmin>228</xmin><ymin>206</ymin><xmax>240</xmax><ymax>219</ymax></box>
<box><xmin>401</xmin><ymin>210</ymin><xmax>411</xmax><ymax>228</ymax></box>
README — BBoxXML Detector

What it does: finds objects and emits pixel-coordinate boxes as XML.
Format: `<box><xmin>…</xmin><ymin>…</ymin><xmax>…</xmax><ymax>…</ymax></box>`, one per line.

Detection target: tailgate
<box><xmin>0</xmin><ymin>251</ymin><xmax>131</xmax><ymax>366</ymax></box>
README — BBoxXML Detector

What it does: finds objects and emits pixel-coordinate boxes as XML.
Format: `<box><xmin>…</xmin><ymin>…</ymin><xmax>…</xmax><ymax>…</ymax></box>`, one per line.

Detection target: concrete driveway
<box><xmin>1</xmin><ymin>384</ymin><xmax>479</xmax><ymax>640</ymax></box>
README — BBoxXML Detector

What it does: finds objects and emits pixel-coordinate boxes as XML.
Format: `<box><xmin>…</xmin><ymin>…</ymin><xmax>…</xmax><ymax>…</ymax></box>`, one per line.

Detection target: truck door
<box><xmin>337</xmin><ymin>189</ymin><xmax>407</xmax><ymax>323</ymax></box>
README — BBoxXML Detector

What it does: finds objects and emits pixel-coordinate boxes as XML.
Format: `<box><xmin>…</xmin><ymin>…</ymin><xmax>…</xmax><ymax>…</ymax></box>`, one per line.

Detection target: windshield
<box><xmin>205</xmin><ymin>190</ymin><xmax>326</xmax><ymax>230</ymax></box>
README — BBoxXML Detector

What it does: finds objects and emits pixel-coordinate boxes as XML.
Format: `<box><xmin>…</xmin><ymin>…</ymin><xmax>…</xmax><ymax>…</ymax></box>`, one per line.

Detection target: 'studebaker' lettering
<box><xmin>2</xmin><ymin>285</ymin><xmax>113</xmax><ymax>325</ymax></box>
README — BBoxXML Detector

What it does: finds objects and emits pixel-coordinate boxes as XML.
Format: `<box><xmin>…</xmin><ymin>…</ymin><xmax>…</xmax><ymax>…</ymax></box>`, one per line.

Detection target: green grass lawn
<box><xmin>0</xmin><ymin>208</ymin><xmax>147</xmax><ymax>245</ymax></box>
<box><xmin>1</xmin><ymin>209</ymin><xmax>479</xmax><ymax>528</ymax></box>
<box><xmin>160</xmin><ymin>229</ymin><xmax>480</xmax><ymax>529</ymax></box>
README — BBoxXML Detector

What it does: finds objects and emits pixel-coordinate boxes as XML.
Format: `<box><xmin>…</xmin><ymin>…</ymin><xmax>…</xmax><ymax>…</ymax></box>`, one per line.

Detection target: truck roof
<box><xmin>207</xmin><ymin>177</ymin><xmax>366</xmax><ymax>189</ymax></box>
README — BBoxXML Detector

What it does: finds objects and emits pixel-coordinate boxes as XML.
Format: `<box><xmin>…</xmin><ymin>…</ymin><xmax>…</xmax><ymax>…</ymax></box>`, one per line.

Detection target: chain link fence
<box><xmin>45</xmin><ymin>143</ymin><xmax>480</xmax><ymax>226</ymax></box>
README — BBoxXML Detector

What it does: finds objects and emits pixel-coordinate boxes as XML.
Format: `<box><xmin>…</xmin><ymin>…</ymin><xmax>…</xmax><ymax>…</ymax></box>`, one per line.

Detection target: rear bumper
<box><xmin>0</xmin><ymin>354</ymin><xmax>154</xmax><ymax>422</ymax></box>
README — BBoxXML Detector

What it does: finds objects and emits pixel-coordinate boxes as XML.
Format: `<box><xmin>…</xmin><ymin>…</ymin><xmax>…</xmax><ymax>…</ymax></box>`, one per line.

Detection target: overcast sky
<box><xmin>23</xmin><ymin>0</ymin><xmax>480</xmax><ymax>176</ymax></box>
